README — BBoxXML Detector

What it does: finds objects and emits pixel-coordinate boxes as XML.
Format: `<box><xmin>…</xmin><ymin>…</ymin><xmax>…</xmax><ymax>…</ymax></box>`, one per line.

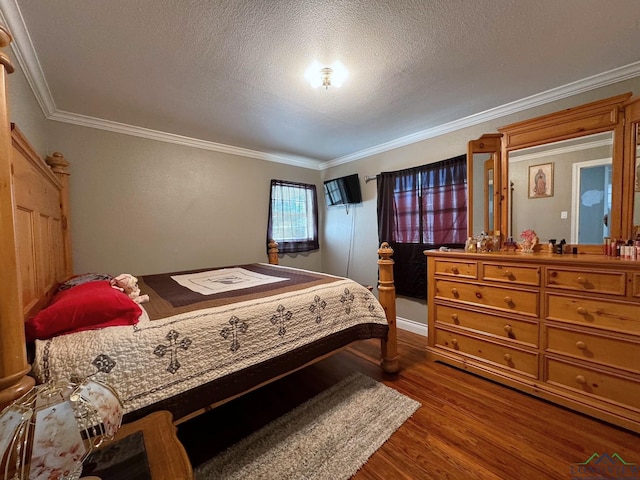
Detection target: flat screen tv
<box><xmin>324</xmin><ymin>173</ymin><xmax>362</xmax><ymax>206</ymax></box>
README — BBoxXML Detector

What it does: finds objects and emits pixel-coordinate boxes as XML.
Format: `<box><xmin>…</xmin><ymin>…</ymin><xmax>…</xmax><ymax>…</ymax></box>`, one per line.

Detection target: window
<box><xmin>377</xmin><ymin>154</ymin><xmax>467</xmax><ymax>298</ymax></box>
<box><xmin>267</xmin><ymin>179</ymin><xmax>319</xmax><ymax>254</ymax></box>
<box><xmin>378</xmin><ymin>155</ymin><xmax>467</xmax><ymax>245</ymax></box>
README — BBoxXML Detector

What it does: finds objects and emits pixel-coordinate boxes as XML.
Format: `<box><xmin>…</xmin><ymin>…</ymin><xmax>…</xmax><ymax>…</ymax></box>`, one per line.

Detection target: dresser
<box><xmin>424</xmin><ymin>250</ymin><xmax>640</xmax><ymax>432</ymax></box>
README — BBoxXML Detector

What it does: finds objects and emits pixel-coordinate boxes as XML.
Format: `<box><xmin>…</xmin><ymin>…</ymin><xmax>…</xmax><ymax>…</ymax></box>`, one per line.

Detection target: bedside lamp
<box><xmin>0</xmin><ymin>378</ymin><xmax>123</xmax><ymax>480</ymax></box>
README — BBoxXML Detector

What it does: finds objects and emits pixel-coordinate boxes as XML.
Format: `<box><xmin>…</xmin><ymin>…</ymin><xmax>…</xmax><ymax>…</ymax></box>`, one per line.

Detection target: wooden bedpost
<box><xmin>378</xmin><ymin>242</ymin><xmax>399</xmax><ymax>373</ymax></box>
<box><xmin>267</xmin><ymin>239</ymin><xmax>279</xmax><ymax>265</ymax></box>
<box><xmin>0</xmin><ymin>26</ymin><xmax>35</xmax><ymax>409</ymax></box>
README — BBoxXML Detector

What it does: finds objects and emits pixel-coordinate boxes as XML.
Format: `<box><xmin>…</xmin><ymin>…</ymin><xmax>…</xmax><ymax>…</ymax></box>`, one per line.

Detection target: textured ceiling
<box><xmin>3</xmin><ymin>0</ymin><xmax>640</xmax><ymax>168</ymax></box>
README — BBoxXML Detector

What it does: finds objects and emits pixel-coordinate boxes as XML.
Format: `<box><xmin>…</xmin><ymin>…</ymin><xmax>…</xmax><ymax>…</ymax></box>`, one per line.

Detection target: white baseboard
<box><xmin>396</xmin><ymin>316</ymin><xmax>427</xmax><ymax>337</ymax></box>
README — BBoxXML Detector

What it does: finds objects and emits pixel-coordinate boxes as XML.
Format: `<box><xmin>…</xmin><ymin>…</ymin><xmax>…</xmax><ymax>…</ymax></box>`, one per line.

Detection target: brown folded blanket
<box><xmin>137</xmin><ymin>264</ymin><xmax>339</xmax><ymax>320</ymax></box>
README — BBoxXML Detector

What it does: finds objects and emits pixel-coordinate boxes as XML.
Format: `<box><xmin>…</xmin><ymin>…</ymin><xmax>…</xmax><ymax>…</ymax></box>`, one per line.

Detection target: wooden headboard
<box><xmin>12</xmin><ymin>125</ymin><xmax>72</xmax><ymax>316</ymax></box>
<box><xmin>0</xmin><ymin>28</ymin><xmax>71</xmax><ymax>408</ymax></box>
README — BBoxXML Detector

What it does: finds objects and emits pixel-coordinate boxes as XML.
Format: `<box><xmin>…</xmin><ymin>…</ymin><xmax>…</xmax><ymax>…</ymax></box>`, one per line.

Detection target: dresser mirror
<box><xmin>495</xmin><ymin>93</ymin><xmax>640</xmax><ymax>252</ymax></box>
<box><xmin>507</xmin><ymin>132</ymin><xmax>613</xmax><ymax>244</ymax></box>
<box><xmin>634</xmin><ymin>124</ymin><xmax>640</xmax><ymax>232</ymax></box>
<box><xmin>625</xmin><ymin>100</ymin><xmax>640</xmax><ymax>238</ymax></box>
<box><xmin>467</xmin><ymin>93</ymin><xmax>640</xmax><ymax>250</ymax></box>
<box><xmin>467</xmin><ymin>134</ymin><xmax>501</xmax><ymax>236</ymax></box>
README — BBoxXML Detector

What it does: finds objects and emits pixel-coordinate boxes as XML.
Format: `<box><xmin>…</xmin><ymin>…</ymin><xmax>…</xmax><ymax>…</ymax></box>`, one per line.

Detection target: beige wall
<box><xmin>5</xmin><ymin>50</ymin><xmax>49</xmax><ymax>154</ymax></box>
<box><xmin>45</xmin><ymin>122</ymin><xmax>323</xmax><ymax>276</ymax></box>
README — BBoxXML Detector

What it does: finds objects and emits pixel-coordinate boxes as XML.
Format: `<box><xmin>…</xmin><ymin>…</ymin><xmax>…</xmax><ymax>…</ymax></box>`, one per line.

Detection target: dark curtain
<box><xmin>267</xmin><ymin>179</ymin><xmax>319</xmax><ymax>254</ymax></box>
<box><xmin>377</xmin><ymin>155</ymin><xmax>467</xmax><ymax>299</ymax></box>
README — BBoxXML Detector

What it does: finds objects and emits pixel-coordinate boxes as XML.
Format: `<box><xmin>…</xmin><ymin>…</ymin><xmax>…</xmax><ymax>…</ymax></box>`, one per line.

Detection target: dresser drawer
<box><xmin>546</xmin><ymin>268</ymin><xmax>626</xmax><ymax>296</ymax></box>
<box><xmin>435</xmin><ymin>303</ymin><xmax>538</xmax><ymax>347</ymax></box>
<box><xmin>482</xmin><ymin>262</ymin><xmax>540</xmax><ymax>286</ymax></box>
<box><xmin>546</xmin><ymin>294</ymin><xmax>640</xmax><ymax>335</ymax></box>
<box><xmin>633</xmin><ymin>273</ymin><xmax>640</xmax><ymax>298</ymax></box>
<box><xmin>546</xmin><ymin>358</ymin><xmax>640</xmax><ymax>410</ymax></box>
<box><xmin>546</xmin><ymin>326</ymin><xmax>640</xmax><ymax>374</ymax></box>
<box><xmin>435</xmin><ymin>279</ymin><xmax>538</xmax><ymax>317</ymax></box>
<box><xmin>433</xmin><ymin>259</ymin><xmax>477</xmax><ymax>279</ymax></box>
<box><xmin>435</xmin><ymin>328</ymin><xmax>538</xmax><ymax>377</ymax></box>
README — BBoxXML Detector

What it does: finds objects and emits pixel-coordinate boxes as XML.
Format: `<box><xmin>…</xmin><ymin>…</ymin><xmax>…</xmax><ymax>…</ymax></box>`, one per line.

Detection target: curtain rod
<box><xmin>364</xmin><ymin>175</ymin><xmax>377</xmax><ymax>183</ymax></box>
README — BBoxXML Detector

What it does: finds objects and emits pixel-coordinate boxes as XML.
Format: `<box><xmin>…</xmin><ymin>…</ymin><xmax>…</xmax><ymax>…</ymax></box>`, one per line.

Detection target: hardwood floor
<box><xmin>177</xmin><ymin>329</ymin><xmax>640</xmax><ymax>479</ymax></box>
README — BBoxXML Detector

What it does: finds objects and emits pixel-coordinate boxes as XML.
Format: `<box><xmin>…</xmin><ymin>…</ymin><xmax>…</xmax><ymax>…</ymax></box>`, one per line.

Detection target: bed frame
<box><xmin>0</xmin><ymin>29</ymin><xmax>398</xmax><ymax>413</ymax></box>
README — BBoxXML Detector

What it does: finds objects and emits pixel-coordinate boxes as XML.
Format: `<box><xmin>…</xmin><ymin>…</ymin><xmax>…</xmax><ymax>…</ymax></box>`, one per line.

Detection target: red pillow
<box><xmin>25</xmin><ymin>280</ymin><xmax>142</xmax><ymax>341</ymax></box>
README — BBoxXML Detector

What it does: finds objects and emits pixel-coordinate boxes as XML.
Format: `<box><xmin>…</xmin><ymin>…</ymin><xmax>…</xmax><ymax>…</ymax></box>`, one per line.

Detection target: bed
<box><xmin>28</xmin><ymin>262</ymin><xmax>395</xmax><ymax>423</ymax></box>
<box><xmin>0</xmin><ymin>27</ymin><xmax>399</xmax><ymax>423</ymax></box>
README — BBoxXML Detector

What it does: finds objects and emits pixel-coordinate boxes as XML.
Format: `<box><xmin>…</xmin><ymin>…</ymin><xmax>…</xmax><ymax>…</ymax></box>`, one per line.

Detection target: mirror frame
<box><xmin>467</xmin><ymin>133</ymin><xmax>502</xmax><ymax>236</ymax></box>
<box><xmin>496</xmin><ymin>93</ymin><xmax>632</xmax><ymax>252</ymax></box>
<box><xmin>623</xmin><ymin>98</ymin><xmax>640</xmax><ymax>238</ymax></box>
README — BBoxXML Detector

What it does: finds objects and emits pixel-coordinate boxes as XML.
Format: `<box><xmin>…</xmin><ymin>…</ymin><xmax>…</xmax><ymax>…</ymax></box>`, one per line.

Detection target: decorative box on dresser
<box><xmin>424</xmin><ymin>249</ymin><xmax>640</xmax><ymax>433</ymax></box>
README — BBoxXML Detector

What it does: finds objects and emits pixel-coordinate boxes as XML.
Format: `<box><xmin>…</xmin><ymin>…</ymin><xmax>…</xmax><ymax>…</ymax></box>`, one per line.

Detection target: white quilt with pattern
<box><xmin>31</xmin><ymin>278</ymin><xmax>388</xmax><ymax>415</ymax></box>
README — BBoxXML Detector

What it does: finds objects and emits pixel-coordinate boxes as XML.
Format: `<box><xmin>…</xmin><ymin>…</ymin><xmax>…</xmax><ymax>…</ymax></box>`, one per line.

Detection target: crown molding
<box><xmin>320</xmin><ymin>61</ymin><xmax>640</xmax><ymax>170</ymax></box>
<box><xmin>2</xmin><ymin>0</ymin><xmax>639</xmax><ymax>172</ymax></box>
<box><xmin>0</xmin><ymin>0</ymin><xmax>56</xmax><ymax>116</ymax></box>
<box><xmin>48</xmin><ymin>109</ymin><xmax>322</xmax><ymax>169</ymax></box>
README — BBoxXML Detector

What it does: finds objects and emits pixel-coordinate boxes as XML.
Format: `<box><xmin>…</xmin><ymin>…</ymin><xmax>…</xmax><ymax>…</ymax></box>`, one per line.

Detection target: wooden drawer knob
<box><xmin>451</xmin><ymin>313</ymin><xmax>459</xmax><ymax>323</ymax></box>
<box><xmin>503</xmin><ymin>270</ymin><xmax>512</xmax><ymax>277</ymax></box>
<box><xmin>451</xmin><ymin>266</ymin><xmax>459</xmax><ymax>274</ymax></box>
<box><xmin>576</xmin><ymin>375</ymin><xmax>587</xmax><ymax>385</ymax></box>
<box><xmin>577</xmin><ymin>276</ymin><xmax>587</xmax><ymax>285</ymax></box>
<box><xmin>503</xmin><ymin>325</ymin><xmax>513</xmax><ymax>334</ymax></box>
<box><xmin>451</xmin><ymin>288</ymin><xmax>459</xmax><ymax>296</ymax></box>
<box><xmin>576</xmin><ymin>307</ymin><xmax>587</xmax><ymax>315</ymax></box>
<box><xmin>576</xmin><ymin>341</ymin><xmax>587</xmax><ymax>350</ymax></box>
<box><xmin>503</xmin><ymin>296</ymin><xmax>513</xmax><ymax>304</ymax></box>
<box><xmin>451</xmin><ymin>338</ymin><xmax>459</xmax><ymax>346</ymax></box>
<box><xmin>503</xmin><ymin>353</ymin><xmax>512</xmax><ymax>362</ymax></box>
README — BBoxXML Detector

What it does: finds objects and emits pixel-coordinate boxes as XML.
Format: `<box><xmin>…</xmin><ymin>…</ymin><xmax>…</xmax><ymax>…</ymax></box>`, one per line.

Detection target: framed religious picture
<box><xmin>528</xmin><ymin>162</ymin><xmax>553</xmax><ymax>198</ymax></box>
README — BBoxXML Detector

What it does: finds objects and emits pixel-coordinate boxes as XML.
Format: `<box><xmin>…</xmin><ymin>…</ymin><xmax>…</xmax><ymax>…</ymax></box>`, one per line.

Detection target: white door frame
<box><xmin>571</xmin><ymin>158</ymin><xmax>611</xmax><ymax>244</ymax></box>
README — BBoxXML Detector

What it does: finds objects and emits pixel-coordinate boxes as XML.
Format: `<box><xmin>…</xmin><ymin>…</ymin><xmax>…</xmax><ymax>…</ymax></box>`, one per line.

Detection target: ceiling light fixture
<box><xmin>304</xmin><ymin>61</ymin><xmax>348</xmax><ymax>90</ymax></box>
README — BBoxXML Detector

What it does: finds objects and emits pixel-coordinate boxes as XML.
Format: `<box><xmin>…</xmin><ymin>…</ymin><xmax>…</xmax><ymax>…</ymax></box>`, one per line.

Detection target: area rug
<box><xmin>194</xmin><ymin>372</ymin><xmax>421</xmax><ymax>480</ymax></box>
